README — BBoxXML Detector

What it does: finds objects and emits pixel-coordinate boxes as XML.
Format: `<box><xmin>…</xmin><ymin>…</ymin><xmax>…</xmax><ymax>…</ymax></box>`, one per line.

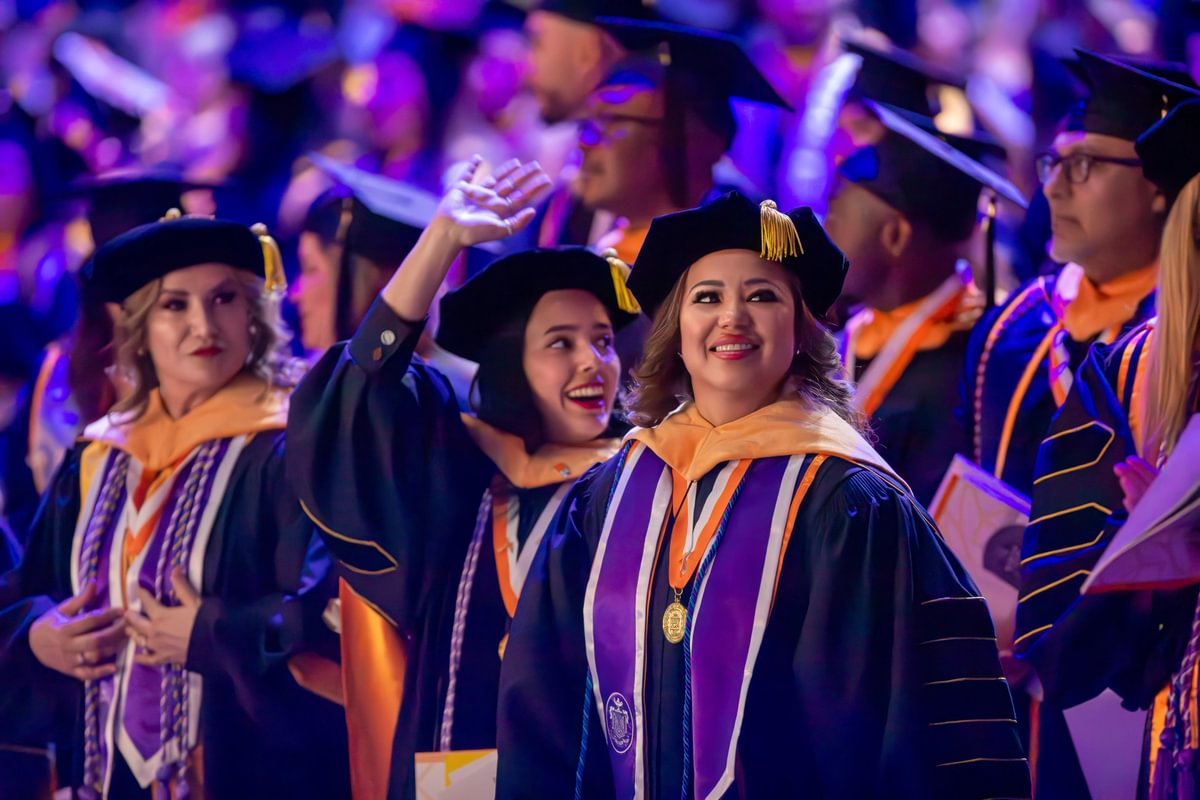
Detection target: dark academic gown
<box><xmin>0</xmin><ymin>431</ymin><xmax>349</xmax><ymax>799</ymax></box>
<box><xmin>497</xmin><ymin>436</ymin><xmax>1030</xmax><ymax>798</ymax></box>
<box><xmin>1014</xmin><ymin>328</ymin><xmax>1199</xmax><ymax>799</ymax></box>
<box><xmin>286</xmin><ymin>299</ymin><xmax>578</xmax><ymax>799</ymax></box>
<box><xmin>963</xmin><ymin>275</ymin><xmax>1157</xmax><ymax>498</ymax></box>
<box><xmin>854</xmin><ymin>329</ymin><xmax>973</xmax><ymax>506</ymax></box>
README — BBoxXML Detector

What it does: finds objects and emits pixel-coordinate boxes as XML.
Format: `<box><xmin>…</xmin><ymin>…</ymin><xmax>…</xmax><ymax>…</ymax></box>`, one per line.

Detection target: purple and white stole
<box><xmin>583</xmin><ymin>443</ymin><xmax>810</xmax><ymax>799</ymax></box>
<box><xmin>70</xmin><ymin>435</ymin><xmax>247</xmax><ymax>797</ymax></box>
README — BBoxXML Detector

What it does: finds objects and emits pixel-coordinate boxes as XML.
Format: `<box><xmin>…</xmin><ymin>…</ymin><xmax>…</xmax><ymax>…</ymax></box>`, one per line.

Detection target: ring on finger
<box><xmin>77</xmin><ymin>652</ymin><xmax>87</xmax><ymax>666</ymax></box>
<box><xmin>503</xmin><ymin>220</ymin><xmax>513</xmax><ymax>236</ymax></box>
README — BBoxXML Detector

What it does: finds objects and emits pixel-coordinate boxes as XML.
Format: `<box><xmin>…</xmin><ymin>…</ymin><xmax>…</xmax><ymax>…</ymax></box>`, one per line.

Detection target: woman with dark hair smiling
<box><xmin>286</xmin><ymin>155</ymin><xmax>640</xmax><ymax>798</ymax></box>
<box><xmin>496</xmin><ymin>191</ymin><xmax>1030</xmax><ymax>799</ymax></box>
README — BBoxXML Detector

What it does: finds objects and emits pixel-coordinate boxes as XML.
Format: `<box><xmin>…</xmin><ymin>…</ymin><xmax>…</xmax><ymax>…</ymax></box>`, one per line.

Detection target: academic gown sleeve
<box><xmin>0</xmin><ymin>443</ymin><xmax>87</xmax><ymax>776</ymax></box>
<box><xmin>773</xmin><ymin>464</ymin><xmax>1029</xmax><ymax>799</ymax></box>
<box><xmin>0</xmin><ymin>441</ymin><xmax>86</xmax><ymax>701</ymax></box>
<box><xmin>1014</xmin><ymin>336</ymin><xmax>1194</xmax><ymax>711</ymax></box>
<box><xmin>286</xmin><ymin>298</ymin><xmax>493</xmax><ymax>632</ymax></box>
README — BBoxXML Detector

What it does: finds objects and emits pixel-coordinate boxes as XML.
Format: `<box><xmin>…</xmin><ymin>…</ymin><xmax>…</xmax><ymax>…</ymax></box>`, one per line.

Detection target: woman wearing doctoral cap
<box><xmin>496</xmin><ymin>191</ymin><xmax>1030</xmax><ymax>799</ymax></box>
<box><xmin>0</xmin><ymin>214</ymin><xmax>349</xmax><ymax>799</ymax></box>
<box><xmin>1014</xmin><ymin>99</ymin><xmax>1200</xmax><ymax>798</ymax></box>
<box><xmin>286</xmin><ymin>155</ymin><xmax>640</xmax><ymax>799</ymax></box>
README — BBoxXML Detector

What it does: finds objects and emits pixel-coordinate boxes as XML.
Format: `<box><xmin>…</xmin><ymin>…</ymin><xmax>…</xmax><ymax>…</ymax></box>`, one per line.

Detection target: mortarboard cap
<box><xmin>84</xmin><ymin>215</ymin><xmax>283</xmax><ymax>303</ymax></box>
<box><xmin>302</xmin><ymin>184</ymin><xmax>352</xmax><ymax>242</ymax></box>
<box><xmin>309</xmin><ymin>153</ymin><xmax>437</xmax><ymax>265</ymax></box>
<box><xmin>1064</xmin><ymin>50</ymin><xmax>1200</xmax><ymax>140</ymax></box>
<box><xmin>64</xmin><ymin>167</ymin><xmax>218</xmax><ymax>247</ymax></box>
<box><xmin>537</xmin><ymin>0</ymin><xmax>656</xmax><ymax>25</ymax></box>
<box><xmin>850</xmin><ymin>101</ymin><xmax>1027</xmax><ymax>308</ymax></box>
<box><xmin>842</xmin><ymin>35</ymin><xmax>963</xmax><ymax>117</ymax></box>
<box><xmin>596</xmin><ymin>18</ymin><xmax>791</xmax><ymax>111</ymax></box>
<box><xmin>838</xmin><ymin>101</ymin><xmax>1024</xmax><ymax>242</ymax></box>
<box><xmin>1064</xmin><ymin>54</ymin><xmax>1199</xmax><ymax>93</ymax></box>
<box><xmin>1135</xmin><ymin>98</ymin><xmax>1200</xmax><ymax>205</ymax></box>
<box><xmin>227</xmin><ymin>9</ymin><xmax>339</xmax><ymax>94</ymax></box>
<box><xmin>629</xmin><ymin>191</ymin><xmax>848</xmax><ymax>319</ymax></box>
<box><xmin>437</xmin><ymin>247</ymin><xmax>641</xmax><ymax>363</ymax></box>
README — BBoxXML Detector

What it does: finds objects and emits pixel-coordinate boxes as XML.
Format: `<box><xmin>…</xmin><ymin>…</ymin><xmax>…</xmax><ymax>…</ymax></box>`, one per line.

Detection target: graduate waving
<box><xmin>286</xmin><ymin>156</ymin><xmax>640</xmax><ymax>799</ymax></box>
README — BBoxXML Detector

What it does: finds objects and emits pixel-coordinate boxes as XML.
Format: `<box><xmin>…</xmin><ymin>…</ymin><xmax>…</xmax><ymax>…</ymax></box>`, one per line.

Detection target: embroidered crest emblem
<box><xmin>605</xmin><ymin>692</ymin><xmax>633</xmax><ymax>754</ymax></box>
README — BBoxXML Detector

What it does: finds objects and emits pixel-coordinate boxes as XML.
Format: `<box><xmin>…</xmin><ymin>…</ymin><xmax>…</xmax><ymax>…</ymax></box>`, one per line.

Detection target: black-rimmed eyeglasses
<box><xmin>1035</xmin><ymin>151</ymin><xmax>1143</xmax><ymax>184</ymax></box>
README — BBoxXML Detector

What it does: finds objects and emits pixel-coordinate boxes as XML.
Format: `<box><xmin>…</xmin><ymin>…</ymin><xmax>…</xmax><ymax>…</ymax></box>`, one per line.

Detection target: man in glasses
<box><xmin>575</xmin><ymin>20</ymin><xmax>792</xmax><ymax>265</ymax></box>
<box><xmin>524</xmin><ymin>0</ymin><xmax>656</xmax><ymax>249</ymax></box>
<box><xmin>964</xmin><ymin>52</ymin><xmax>1197</xmax><ymax>800</ymax></box>
<box><xmin>965</xmin><ymin>51</ymin><xmax>1198</xmax><ymax>499</ymax></box>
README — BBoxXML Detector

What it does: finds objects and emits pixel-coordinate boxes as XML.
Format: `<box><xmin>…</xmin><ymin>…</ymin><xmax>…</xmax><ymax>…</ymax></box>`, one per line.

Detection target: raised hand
<box><xmin>125</xmin><ymin>568</ymin><xmax>202</xmax><ymax>667</ymax></box>
<box><xmin>435</xmin><ymin>155</ymin><xmax>553</xmax><ymax>248</ymax></box>
<box><xmin>29</xmin><ymin>582</ymin><xmax>128</xmax><ymax>681</ymax></box>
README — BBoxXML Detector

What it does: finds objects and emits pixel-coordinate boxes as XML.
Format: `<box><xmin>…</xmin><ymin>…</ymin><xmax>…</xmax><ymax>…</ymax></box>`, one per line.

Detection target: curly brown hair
<box><xmin>625</xmin><ymin>269</ymin><xmax>866</xmax><ymax>432</ymax></box>
<box><xmin>109</xmin><ymin>270</ymin><xmax>300</xmax><ymax>421</ymax></box>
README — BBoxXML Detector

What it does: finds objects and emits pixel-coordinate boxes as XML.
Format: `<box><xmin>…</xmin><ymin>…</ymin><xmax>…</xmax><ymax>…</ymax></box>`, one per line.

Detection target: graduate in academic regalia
<box><xmin>1015</xmin><ymin>98</ymin><xmax>1200</xmax><ymax>800</ymax></box>
<box><xmin>577</xmin><ymin>19</ymin><xmax>792</xmax><ymax>265</ymax></box>
<box><xmin>2</xmin><ymin>170</ymin><xmax>212</xmax><ymax>549</ymax></box>
<box><xmin>526</xmin><ymin>0</ymin><xmax>655</xmax><ymax>249</ymax></box>
<box><xmin>285</xmin><ymin>156</ymin><xmax>641</xmax><ymax>799</ymax></box>
<box><xmin>826</xmin><ymin>102</ymin><xmax>1024</xmax><ymax>504</ymax></box>
<box><xmin>290</xmin><ymin>156</ymin><xmax>434</xmax><ymax>358</ymax></box>
<box><xmin>496</xmin><ymin>191</ymin><xmax>1030</xmax><ymax>799</ymax></box>
<box><xmin>0</xmin><ymin>215</ymin><xmax>349</xmax><ymax>800</ymax></box>
<box><xmin>964</xmin><ymin>51</ymin><xmax>1199</xmax><ymax>500</ymax></box>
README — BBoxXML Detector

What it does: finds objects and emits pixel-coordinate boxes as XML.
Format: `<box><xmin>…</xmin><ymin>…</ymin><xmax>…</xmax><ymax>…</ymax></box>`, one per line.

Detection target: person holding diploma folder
<box><xmin>496</xmin><ymin>192</ymin><xmax>1029</xmax><ymax>799</ymax></box>
<box><xmin>1014</xmin><ymin>99</ymin><xmax>1200</xmax><ymax>798</ymax></box>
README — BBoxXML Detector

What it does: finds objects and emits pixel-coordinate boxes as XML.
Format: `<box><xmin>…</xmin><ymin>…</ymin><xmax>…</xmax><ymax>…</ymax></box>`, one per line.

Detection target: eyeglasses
<box><xmin>1035</xmin><ymin>151</ymin><xmax>1143</xmax><ymax>185</ymax></box>
<box><xmin>576</xmin><ymin>114</ymin><xmax>663</xmax><ymax>147</ymax></box>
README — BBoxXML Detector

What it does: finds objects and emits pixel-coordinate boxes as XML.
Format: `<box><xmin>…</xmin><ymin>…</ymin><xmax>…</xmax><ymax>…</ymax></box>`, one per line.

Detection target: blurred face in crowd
<box><xmin>576</xmin><ymin>82</ymin><xmax>669</xmax><ymax>221</ymax></box>
<box><xmin>824</xmin><ymin>177</ymin><xmax>901</xmax><ymax>306</ymax></box>
<box><xmin>143</xmin><ymin>264</ymin><xmax>253</xmax><ymax>411</ymax></box>
<box><xmin>678</xmin><ymin>251</ymin><xmax>797</xmax><ymax>414</ymax></box>
<box><xmin>355</xmin><ymin>50</ymin><xmax>430</xmax><ymax>154</ymax></box>
<box><xmin>1043</xmin><ymin>131</ymin><xmax>1165</xmax><ymax>284</ymax></box>
<box><xmin>757</xmin><ymin>0</ymin><xmax>834</xmax><ymax>46</ymax></box>
<box><xmin>525</xmin><ymin>11</ymin><xmax>619</xmax><ymax>124</ymax></box>
<box><xmin>522</xmin><ymin>289</ymin><xmax>620</xmax><ymax>444</ymax></box>
<box><xmin>290</xmin><ymin>231</ymin><xmax>338</xmax><ymax>353</ymax></box>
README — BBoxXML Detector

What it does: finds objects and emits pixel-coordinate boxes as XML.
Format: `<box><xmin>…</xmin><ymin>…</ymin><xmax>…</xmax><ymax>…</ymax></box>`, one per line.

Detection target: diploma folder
<box><xmin>930</xmin><ymin>455</ymin><xmax>1031</xmax><ymax>652</ymax></box>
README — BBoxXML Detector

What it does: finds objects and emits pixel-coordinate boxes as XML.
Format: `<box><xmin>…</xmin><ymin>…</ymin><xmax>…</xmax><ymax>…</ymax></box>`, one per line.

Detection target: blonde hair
<box><xmin>1140</xmin><ymin>175</ymin><xmax>1200</xmax><ymax>461</ymax></box>
<box><xmin>625</xmin><ymin>269</ymin><xmax>865</xmax><ymax>432</ymax></box>
<box><xmin>110</xmin><ymin>269</ymin><xmax>299</xmax><ymax>420</ymax></box>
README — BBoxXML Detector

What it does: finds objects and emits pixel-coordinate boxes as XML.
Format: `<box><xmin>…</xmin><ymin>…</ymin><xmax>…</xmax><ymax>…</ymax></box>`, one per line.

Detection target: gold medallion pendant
<box><xmin>498</xmin><ymin>633</ymin><xmax>509</xmax><ymax>661</ymax></box>
<box><xmin>662</xmin><ymin>602</ymin><xmax>687</xmax><ymax>644</ymax></box>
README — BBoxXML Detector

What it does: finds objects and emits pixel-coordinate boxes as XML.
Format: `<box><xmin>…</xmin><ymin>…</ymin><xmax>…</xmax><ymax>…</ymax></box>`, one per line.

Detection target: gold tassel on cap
<box><xmin>251</xmin><ymin>222</ymin><xmax>288</xmax><ymax>295</ymax></box>
<box><xmin>601</xmin><ymin>248</ymin><xmax>641</xmax><ymax>315</ymax></box>
<box><xmin>759</xmin><ymin>199</ymin><xmax>803</xmax><ymax>262</ymax></box>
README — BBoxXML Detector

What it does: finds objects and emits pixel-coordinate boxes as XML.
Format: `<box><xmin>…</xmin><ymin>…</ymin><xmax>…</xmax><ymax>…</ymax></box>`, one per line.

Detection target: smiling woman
<box><xmin>497</xmin><ymin>192</ymin><xmax>1032</xmax><ymax>800</ymax></box>
<box><xmin>286</xmin><ymin>156</ymin><xmax>641</xmax><ymax>798</ymax></box>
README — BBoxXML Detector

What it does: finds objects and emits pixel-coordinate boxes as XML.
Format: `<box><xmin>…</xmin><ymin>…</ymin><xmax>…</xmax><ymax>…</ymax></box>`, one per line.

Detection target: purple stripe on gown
<box><xmin>591</xmin><ymin>448</ymin><xmax>666</xmax><ymax>799</ymax></box>
<box><xmin>690</xmin><ymin>456</ymin><xmax>791</xmax><ymax>799</ymax></box>
<box><xmin>590</xmin><ymin>451</ymin><xmax>797</xmax><ymax>797</ymax></box>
